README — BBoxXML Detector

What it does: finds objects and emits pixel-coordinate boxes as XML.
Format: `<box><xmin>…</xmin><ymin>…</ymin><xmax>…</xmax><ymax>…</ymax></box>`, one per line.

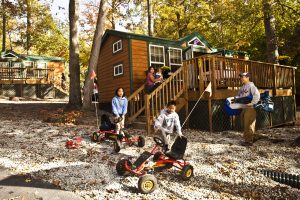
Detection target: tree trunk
<box><xmin>147</xmin><ymin>0</ymin><xmax>152</xmax><ymax>36</ymax></box>
<box><xmin>2</xmin><ymin>0</ymin><xmax>6</xmax><ymax>52</ymax></box>
<box><xmin>263</xmin><ymin>0</ymin><xmax>279</xmax><ymax>64</ymax></box>
<box><xmin>26</xmin><ymin>0</ymin><xmax>31</xmax><ymax>54</ymax></box>
<box><xmin>111</xmin><ymin>0</ymin><xmax>115</xmax><ymax>29</ymax></box>
<box><xmin>68</xmin><ymin>0</ymin><xmax>82</xmax><ymax>109</ymax></box>
<box><xmin>82</xmin><ymin>0</ymin><xmax>107</xmax><ymax>110</ymax></box>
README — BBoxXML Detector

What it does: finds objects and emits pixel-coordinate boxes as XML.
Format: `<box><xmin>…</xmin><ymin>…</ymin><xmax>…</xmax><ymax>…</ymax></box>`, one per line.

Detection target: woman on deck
<box><xmin>145</xmin><ymin>67</ymin><xmax>163</xmax><ymax>94</ymax></box>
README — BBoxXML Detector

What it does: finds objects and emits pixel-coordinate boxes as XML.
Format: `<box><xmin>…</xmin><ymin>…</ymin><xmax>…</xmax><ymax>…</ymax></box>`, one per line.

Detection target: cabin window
<box><xmin>0</xmin><ymin>62</ymin><xmax>9</xmax><ymax>68</ymax></box>
<box><xmin>169</xmin><ymin>48</ymin><xmax>182</xmax><ymax>71</ymax></box>
<box><xmin>149</xmin><ymin>45</ymin><xmax>165</xmax><ymax>67</ymax></box>
<box><xmin>24</xmin><ymin>61</ymin><xmax>33</xmax><ymax>68</ymax></box>
<box><xmin>113</xmin><ymin>40</ymin><xmax>122</xmax><ymax>53</ymax></box>
<box><xmin>114</xmin><ymin>64</ymin><xmax>123</xmax><ymax>76</ymax></box>
<box><xmin>169</xmin><ymin>48</ymin><xmax>182</xmax><ymax>65</ymax></box>
<box><xmin>37</xmin><ymin>62</ymin><xmax>47</xmax><ymax>69</ymax></box>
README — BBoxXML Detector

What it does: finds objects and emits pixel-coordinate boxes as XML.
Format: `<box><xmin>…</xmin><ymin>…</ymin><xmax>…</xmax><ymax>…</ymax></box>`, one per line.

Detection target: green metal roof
<box><xmin>1</xmin><ymin>50</ymin><xmax>65</xmax><ymax>62</ymax></box>
<box><xmin>102</xmin><ymin>29</ymin><xmax>183</xmax><ymax>48</ymax></box>
<box><xmin>102</xmin><ymin>29</ymin><xmax>248</xmax><ymax>56</ymax></box>
<box><xmin>19</xmin><ymin>54</ymin><xmax>65</xmax><ymax>62</ymax></box>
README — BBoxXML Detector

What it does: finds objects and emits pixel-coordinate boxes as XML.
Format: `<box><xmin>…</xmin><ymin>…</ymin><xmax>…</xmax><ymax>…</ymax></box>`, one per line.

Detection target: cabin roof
<box><xmin>102</xmin><ymin>29</ymin><xmax>183</xmax><ymax>48</ymax></box>
<box><xmin>0</xmin><ymin>50</ymin><xmax>65</xmax><ymax>62</ymax></box>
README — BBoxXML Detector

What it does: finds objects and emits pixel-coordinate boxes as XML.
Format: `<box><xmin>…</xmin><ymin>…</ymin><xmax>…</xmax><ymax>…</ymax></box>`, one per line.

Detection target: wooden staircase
<box><xmin>126</xmin><ymin>65</ymin><xmax>188</xmax><ymax>134</ymax></box>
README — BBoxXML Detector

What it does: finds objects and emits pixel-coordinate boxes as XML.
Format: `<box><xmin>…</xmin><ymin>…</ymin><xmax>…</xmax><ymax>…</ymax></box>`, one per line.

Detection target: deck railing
<box><xmin>0</xmin><ymin>67</ymin><xmax>55</xmax><ymax>82</ymax></box>
<box><xmin>127</xmin><ymin>55</ymin><xmax>295</xmax><ymax>134</ymax></box>
<box><xmin>145</xmin><ymin>65</ymin><xmax>187</xmax><ymax>134</ymax></box>
<box><xmin>127</xmin><ymin>84</ymin><xmax>146</xmax><ymax>124</ymax></box>
<box><xmin>185</xmin><ymin>55</ymin><xmax>296</xmax><ymax>95</ymax></box>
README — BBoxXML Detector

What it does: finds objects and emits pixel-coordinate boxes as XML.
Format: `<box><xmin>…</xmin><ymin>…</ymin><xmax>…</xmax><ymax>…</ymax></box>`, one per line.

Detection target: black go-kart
<box><xmin>91</xmin><ymin>114</ymin><xmax>145</xmax><ymax>152</ymax></box>
<box><xmin>116</xmin><ymin>136</ymin><xmax>194</xmax><ymax>194</ymax></box>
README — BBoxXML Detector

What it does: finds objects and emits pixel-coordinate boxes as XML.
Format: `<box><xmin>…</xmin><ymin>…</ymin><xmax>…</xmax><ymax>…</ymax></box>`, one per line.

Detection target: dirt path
<box><xmin>0</xmin><ymin>101</ymin><xmax>299</xmax><ymax>200</ymax></box>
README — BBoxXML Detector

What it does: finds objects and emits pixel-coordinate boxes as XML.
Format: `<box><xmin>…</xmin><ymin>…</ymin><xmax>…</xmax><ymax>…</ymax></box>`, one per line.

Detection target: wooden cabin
<box><xmin>0</xmin><ymin>50</ymin><xmax>67</xmax><ymax>98</ymax></box>
<box><xmin>98</xmin><ymin>30</ymin><xmax>247</xmax><ymax>103</ymax></box>
<box><xmin>97</xmin><ymin>30</ymin><xmax>296</xmax><ymax>133</ymax></box>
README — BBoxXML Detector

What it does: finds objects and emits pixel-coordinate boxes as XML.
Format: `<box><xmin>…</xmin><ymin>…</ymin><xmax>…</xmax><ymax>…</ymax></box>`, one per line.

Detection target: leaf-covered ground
<box><xmin>0</xmin><ymin>101</ymin><xmax>299</xmax><ymax>199</ymax></box>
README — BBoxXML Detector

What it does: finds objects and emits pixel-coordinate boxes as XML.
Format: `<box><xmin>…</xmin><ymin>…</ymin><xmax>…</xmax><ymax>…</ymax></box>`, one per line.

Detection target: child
<box><xmin>154</xmin><ymin>100</ymin><xmax>183</xmax><ymax>151</ymax></box>
<box><xmin>154</xmin><ymin>67</ymin><xmax>163</xmax><ymax>85</ymax></box>
<box><xmin>112</xmin><ymin>87</ymin><xmax>128</xmax><ymax>135</ymax></box>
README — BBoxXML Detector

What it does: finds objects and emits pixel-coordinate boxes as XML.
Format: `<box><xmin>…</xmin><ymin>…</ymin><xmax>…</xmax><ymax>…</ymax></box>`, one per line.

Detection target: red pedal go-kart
<box><xmin>116</xmin><ymin>136</ymin><xmax>194</xmax><ymax>194</ymax></box>
<box><xmin>91</xmin><ymin>129</ymin><xmax>145</xmax><ymax>153</ymax></box>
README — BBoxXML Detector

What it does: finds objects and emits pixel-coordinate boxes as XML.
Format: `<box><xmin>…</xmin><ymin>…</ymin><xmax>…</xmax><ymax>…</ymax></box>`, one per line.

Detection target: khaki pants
<box><xmin>240</xmin><ymin>107</ymin><xmax>256</xmax><ymax>143</ymax></box>
<box><xmin>114</xmin><ymin>117</ymin><xmax>125</xmax><ymax>134</ymax></box>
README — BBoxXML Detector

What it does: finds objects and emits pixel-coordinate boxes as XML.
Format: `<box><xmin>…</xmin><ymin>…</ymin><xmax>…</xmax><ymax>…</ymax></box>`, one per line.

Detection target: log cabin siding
<box><xmin>131</xmin><ymin>40</ymin><xmax>148</xmax><ymax>91</ymax></box>
<box><xmin>98</xmin><ymin>35</ymin><xmax>130</xmax><ymax>103</ymax></box>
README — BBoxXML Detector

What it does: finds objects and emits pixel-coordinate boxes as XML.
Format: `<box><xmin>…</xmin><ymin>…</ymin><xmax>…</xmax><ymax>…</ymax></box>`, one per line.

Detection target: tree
<box><xmin>68</xmin><ymin>0</ymin><xmax>82</xmax><ymax>109</ymax></box>
<box><xmin>263</xmin><ymin>0</ymin><xmax>279</xmax><ymax>64</ymax></box>
<box><xmin>1</xmin><ymin>0</ymin><xmax>6</xmax><ymax>52</ymax></box>
<box><xmin>82</xmin><ymin>0</ymin><xmax>107</xmax><ymax>110</ymax></box>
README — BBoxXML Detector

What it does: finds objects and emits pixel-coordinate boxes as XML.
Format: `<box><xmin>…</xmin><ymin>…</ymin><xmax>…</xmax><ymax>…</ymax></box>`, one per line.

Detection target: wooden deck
<box><xmin>0</xmin><ymin>67</ymin><xmax>55</xmax><ymax>84</ymax></box>
<box><xmin>126</xmin><ymin>55</ymin><xmax>296</xmax><ymax>134</ymax></box>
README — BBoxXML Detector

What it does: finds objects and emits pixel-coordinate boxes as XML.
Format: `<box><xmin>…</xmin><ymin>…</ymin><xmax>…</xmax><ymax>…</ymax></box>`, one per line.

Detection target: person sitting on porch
<box><xmin>145</xmin><ymin>66</ymin><xmax>163</xmax><ymax>94</ymax></box>
<box><xmin>154</xmin><ymin>67</ymin><xmax>163</xmax><ymax>85</ymax></box>
<box><xmin>154</xmin><ymin>100</ymin><xmax>183</xmax><ymax>152</ymax></box>
<box><xmin>237</xmin><ymin>72</ymin><xmax>260</xmax><ymax>146</ymax></box>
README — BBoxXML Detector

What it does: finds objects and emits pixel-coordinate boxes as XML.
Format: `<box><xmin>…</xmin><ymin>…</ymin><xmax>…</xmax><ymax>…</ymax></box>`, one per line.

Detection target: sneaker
<box><xmin>240</xmin><ymin>141</ymin><xmax>253</xmax><ymax>146</ymax></box>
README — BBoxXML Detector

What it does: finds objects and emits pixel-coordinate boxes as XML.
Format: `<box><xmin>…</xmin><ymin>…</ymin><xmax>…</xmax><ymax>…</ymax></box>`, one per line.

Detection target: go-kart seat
<box><xmin>165</xmin><ymin>136</ymin><xmax>187</xmax><ymax>160</ymax></box>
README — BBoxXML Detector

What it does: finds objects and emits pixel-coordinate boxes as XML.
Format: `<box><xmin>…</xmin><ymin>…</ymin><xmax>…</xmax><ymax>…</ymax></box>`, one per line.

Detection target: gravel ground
<box><xmin>0</xmin><ymin>103</ymin><xmax>299</xmax><ymax>199</ymax></box>
<box><xmin>0</xmin><ymin>121</ymin><xmax>299</xmax><ymax>199</ymax></box>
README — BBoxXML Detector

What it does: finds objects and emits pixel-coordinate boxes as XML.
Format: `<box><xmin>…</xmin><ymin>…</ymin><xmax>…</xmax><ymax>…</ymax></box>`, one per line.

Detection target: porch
<box><xmin>126</xmin><ymin>55</ymin><xmax>296</xmax><ymax>134</ymax></box>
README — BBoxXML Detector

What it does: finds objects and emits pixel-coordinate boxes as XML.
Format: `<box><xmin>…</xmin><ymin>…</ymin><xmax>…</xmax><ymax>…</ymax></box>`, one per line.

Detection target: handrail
<box><xmin>127</xmin><ymin>84</ymin><xmax>146</xmax><ymax>124</ymax></box>
<box><xmin>183</xmin><ymin>55</ymin><xmax>295</xmax><ymax>93</ymax></box>
<box><xmin>147</xmin><ymin>65</ymin><xmax>186</xmax><ymax>120</ymax></box>
<box><xmin>127</xmin><ymin>84</ymin><xmax>145</xmax><ymax>100</ymax></box>
<box><xmin>0</xmin><ymin>67</ymin><xmax>55</xmax><ymax>81</ymax></box>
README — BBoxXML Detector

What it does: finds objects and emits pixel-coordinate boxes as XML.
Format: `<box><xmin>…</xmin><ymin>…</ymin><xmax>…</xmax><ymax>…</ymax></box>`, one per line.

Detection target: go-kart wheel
<box><xmin>116</xmin><ymin>159</ymin><xmax>132</xmax><ymax>176</ymax></box>
<box><xmin>181</xmin><ymin>164</ymin><xmax>194</xmax><ymax>181</ymax></box>
<box><xmin>91</xmin><ymin>132</ymin><xmax>99</xmax><ymax>142</ymax></box>
<box><xmin>113</xmin><ymin>139</ymin><xmax>121</xmax><ymax>153</ymax></box>
<box><xmin>153</xmin><ymin>152</ymin><xmax>163</xmax><ymax>162</ymax></box>
<box><xmin>138</xmin><ymin>174</ymin><xmax>157</xmax><ymax>194</ymax></box>
<box><xmin>137</xmin><ymin>136</ymin><xmax>145</xmax><ymax>147</ymax></box>
<box><xmin>153</xmin><ymin>137</ymin><xmax>164</xmax><ymax>147</ymax></box>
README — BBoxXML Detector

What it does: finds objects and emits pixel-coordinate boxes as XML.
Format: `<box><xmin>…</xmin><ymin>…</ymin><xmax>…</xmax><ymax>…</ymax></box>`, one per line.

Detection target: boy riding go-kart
<box><xmin>91</xmin><ymin>114</ymin><xmax>145</xmax><ymax>152</ymax></box>
<box><xmin>116</xmin><ymin>136</ymin><xmax>193</xmax><ymax>194</ymax></box>
<box><xmin>116</xmin><ymin>101</ymin><xmax>194</xmax><ymax>194</ymax></box>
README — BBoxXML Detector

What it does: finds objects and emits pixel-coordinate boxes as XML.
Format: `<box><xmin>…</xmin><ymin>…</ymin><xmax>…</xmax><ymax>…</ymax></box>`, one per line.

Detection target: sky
<box><xmin>51</xmin><ymin>0</ymin><xmax>69</xmax><ymax>21</ymax></box>
<box><xmin>50</xmin><ymin>0</ymin><xmax>127</xmax><ymax>31</ymax></box>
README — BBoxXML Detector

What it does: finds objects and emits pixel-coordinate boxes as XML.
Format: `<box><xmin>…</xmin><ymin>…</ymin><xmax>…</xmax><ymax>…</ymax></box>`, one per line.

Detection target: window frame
<box><xmin>113</xmin><ymin>40</ymin><xmax>122</xmax><ymax>54</ymax></box>
<box><xmin>113</xmin><ymin>63</ymin><xmax>123</xmax><ymax>77</ymax></box>
<box><xmin>169</xmin><ymin>47</ymin><xmax>183</xmax><ymax>66</ymax></box>
<box><xmin>36</xmin><ymin>62</ymin><xmax>47</xmax><ymax>69</ymax></box>
<box><xmin>149</xmin><ymin>44</ymin><xmax>165</xmax><ymax>66</ymax></box>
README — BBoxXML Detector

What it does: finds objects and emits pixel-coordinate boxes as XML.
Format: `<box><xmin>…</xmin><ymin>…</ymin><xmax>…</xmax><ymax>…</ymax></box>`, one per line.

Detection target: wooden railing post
<box><xmin>145</xmin><ymin>94</ymin><xmax>151</xmax><ymax>135</ymax></box>
<box><xmin>293</xmin><ymin>68</ymin><xmax>296</xmax><ymax>123</ymax></box>
<box><xmin>184</xmin><ymin>62</ymin><xmax>189</xmax><ymax>128</ymax></box>
<box><xmin>211</xmin><ymin>57</ymin><xmax>216</xmax><ymax>98</ymax></box>
<box><xmin>198</xmin><ymin>58</ymin><xmax>204</xmax><ymax>94</ymax></box>
<box><xmin>273</xmin><ymin>65</ymin><xmax>277</xmax><ymax>96</ymax></box>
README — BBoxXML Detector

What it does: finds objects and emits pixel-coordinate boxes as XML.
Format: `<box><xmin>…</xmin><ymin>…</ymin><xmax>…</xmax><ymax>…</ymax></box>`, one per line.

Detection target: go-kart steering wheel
<box><xmin>153</xmin><ymin>137</ymin><xmax>165</xmax><ymax>147</ymax></box>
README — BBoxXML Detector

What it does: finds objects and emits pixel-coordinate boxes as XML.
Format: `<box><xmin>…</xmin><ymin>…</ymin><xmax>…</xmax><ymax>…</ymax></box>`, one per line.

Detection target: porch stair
<box><xmin>127</xmin><ymin>66</ymin><xmax>189</xmax><ymax>133</ymax></box>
